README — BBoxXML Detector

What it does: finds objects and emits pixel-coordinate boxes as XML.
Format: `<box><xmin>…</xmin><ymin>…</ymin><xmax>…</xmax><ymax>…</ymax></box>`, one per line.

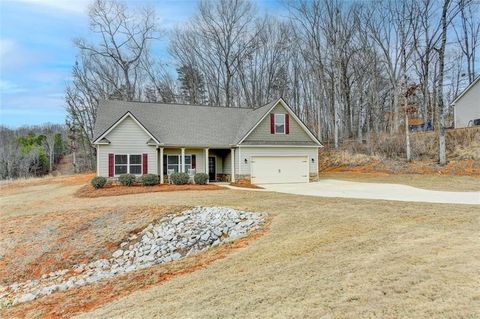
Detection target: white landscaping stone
<box><xmin>112</xmin><ymin>250</ymin><xmax>123</xmax><ymax>258</ymax></box>
<box><xmin>5</xmin><ymin>207</ymin><xmax>264</xmax><ymax>306</ymax></box>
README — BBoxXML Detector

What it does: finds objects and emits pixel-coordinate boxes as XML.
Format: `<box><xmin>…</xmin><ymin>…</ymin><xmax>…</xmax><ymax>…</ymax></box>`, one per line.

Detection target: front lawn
<box><xmin>1</xmin><ymin>173</ymin><xmax>478</xmax><ymax>318</ymax></box>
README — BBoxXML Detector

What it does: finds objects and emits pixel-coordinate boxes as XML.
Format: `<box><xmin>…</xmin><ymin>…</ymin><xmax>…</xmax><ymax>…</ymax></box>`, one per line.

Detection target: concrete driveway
<box><xmin>259</xmin><ymin>179</ymin><xmax>480</xmax><ymax>205</ymax></box>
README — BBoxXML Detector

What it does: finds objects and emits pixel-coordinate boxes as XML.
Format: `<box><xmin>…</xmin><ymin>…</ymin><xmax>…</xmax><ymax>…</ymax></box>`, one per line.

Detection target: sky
<box><xmin>0</xmin><ymin>0</ymin><xmax>284</xmax><ymax>128</ymax></box>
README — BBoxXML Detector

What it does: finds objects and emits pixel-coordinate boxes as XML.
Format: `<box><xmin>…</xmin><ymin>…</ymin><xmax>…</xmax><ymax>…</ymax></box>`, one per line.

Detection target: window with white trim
<box><xmin>274</xmin><ymin>114</ymin><xmax>285</xmax><ymax>134</ymax></box>
<box><xmin>115</xmin><ymin>154</ymin><xmax>142</xmax><ymax>176</ymax></box>
<box><xmin>166</xmin><ymin>154</ymin><xmax>192</xmax><ymax>173</ymax></box>
<box><xmin>129</xmin><ymin>155</ymin><xmax>142</xmax><ymax>175</ymax></box>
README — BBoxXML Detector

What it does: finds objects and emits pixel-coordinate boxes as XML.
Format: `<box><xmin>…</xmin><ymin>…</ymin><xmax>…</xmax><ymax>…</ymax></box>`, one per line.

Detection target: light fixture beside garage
<box><xmin>244</xmin><ymin>158</ymin><xmax>248</xmax><ymax>164</ymax></box>
<box><xmin>311</xmin><ymin>158</ymin><xmax>315</xmax><ymax>163</ymax></box>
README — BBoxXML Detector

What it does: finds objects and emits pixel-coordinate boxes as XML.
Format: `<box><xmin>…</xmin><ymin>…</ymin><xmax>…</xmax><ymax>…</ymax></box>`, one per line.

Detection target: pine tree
<box><xmin>177</xmin><ymin>64</ymin><xmax>207</xmax><ymax>104</ymax></box>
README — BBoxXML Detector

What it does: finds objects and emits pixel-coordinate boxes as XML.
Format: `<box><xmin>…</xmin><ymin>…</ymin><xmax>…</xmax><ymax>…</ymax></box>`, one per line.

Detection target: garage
<box><xmin>250</xmin><ymin>156</ymin><xmax>309</xmax><ymax>184</ymax></box>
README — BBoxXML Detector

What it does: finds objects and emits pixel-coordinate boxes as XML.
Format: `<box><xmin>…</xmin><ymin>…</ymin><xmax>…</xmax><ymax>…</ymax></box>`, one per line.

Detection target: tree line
<box><xmin>66</xmin><ymin>0</ymin><xmax>479</xmax><ymax>171</ymax></box>
<box><xmin>0</xmin><ymin>124</ymin><xmax>67</xmax><ymax>179</ymax></box>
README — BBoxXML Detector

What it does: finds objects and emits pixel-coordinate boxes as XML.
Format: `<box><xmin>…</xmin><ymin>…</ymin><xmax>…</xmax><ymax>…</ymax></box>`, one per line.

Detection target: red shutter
<box><xmin>285</xmin><ymin>114</ymin><xmax>290</xmax><ymax>134</ymax></box>
<box><xmin>108</xmin><ymin>153</ymin><xmax>114</xmax><ymax>177</ymax></box>
<box><xmin>142</xmin><ymin>153</ymin><xmax>148</xmax><ymax>174</ymax></box>
<box><xmin>270</xmin><ymin>113</ymin><xmax>275</xmax><ymax>134</ymax></box>
<box><xmin>192</xmin><ymin>155</ymin><xmax>196</xmax><ymax>169</ymax></box>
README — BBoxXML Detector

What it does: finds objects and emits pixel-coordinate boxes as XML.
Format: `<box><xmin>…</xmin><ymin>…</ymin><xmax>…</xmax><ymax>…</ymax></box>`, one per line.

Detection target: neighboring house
<box><xmin>92</xmin><ymin>98</ymin><xmax>322</xmax><ymax>184</ymax></box>
<box><xmin>452</xmin><ymin>76</ymin><xmax>480</xmax><ymax>128</ymax></box>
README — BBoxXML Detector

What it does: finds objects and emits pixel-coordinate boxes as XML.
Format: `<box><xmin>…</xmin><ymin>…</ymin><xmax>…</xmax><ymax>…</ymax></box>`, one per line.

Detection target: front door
<box><xmin>208</xmin><ymin>156</ymin><xmax>216</xmax><ymax>181</ymax></box>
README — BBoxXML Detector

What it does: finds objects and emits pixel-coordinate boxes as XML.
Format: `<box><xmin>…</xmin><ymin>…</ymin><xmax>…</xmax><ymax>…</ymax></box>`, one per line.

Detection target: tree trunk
<box><xmin>437</xmin><ymin>0</ymin><xmax>450</xmax><ymax>165</ymax></box>
<box><xmin>405</xmin><ymin>111</ymin><xmax>411</xmax><ymax>161</ymax></box>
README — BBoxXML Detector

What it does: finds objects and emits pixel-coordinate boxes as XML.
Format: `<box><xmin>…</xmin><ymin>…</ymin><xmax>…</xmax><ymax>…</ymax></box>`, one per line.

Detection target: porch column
<box><xmin>159</xmin><ymin>147</ymin><xmax>164</xmax><ymax>184</ymax></box>
<box><xmin>204</xmin><ymin>148</ymin><xmax>209</xmax><ymax>182</ymax></box>
<box><xmin>181</xmin><ymin>148</ymin><xmax>186</xmax><ymax>173</ymax></box>
<box><xmin>231</xmin><ymin>148</ymin><xmax>235</xmax><ymax>183</ymax></box>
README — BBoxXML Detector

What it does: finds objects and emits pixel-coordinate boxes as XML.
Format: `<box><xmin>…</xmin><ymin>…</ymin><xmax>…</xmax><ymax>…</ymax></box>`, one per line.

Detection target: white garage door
<box><xmin>251</xmin><ymin>156</ymin><xmax>309</xmax><ymax>184</ymax></box>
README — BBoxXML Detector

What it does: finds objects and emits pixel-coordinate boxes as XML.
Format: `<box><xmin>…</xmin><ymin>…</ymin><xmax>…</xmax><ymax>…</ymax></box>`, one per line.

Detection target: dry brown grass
<box><xmin>1</xmin><ymin>174</ymin><xmax>479</xmax><ymax>318</ymax></box>
<box><xmin>2</xmin><ymin>220</ymin><xmax>270</xmax><ymax>319</ymax></box>
<box><xmin>0</xmin><ymin>205</ymin><xmax>186</xmax><ymax>286</ymax></box>
<box><xmin>74</xmin><ymin>183</ymin><xmax>224</xmax><ymax>198</ymax></box>
<box><xmin>0</xmin><ymin>173</ymin><xmax>95</xmax><ymax>193</ymax></box>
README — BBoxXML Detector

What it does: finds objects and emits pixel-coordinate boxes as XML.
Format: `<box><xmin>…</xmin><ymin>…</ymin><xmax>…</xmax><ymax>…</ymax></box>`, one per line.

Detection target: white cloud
<box><xmin>15</xmin><ymin>0</ymin><xmax>90</xmax><ymax>15</ymax></box>
<box><xmin>0</xmin><ymin>38</ymin><xmax>43</xmax><ymax>72</ymax></box>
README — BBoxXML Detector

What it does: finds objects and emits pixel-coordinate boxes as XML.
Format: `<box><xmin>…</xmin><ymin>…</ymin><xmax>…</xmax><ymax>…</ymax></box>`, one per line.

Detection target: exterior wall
<box><xmin>161</xmin><ymin>148</ymin><xmax>207</xmax><ymax>174</ymax></box>
<box><xmin>454</xmin><ymin>81</ymin><xmax>480</xmax><ymax>128</ymax></box>
<box><xmin>243</xmin><ymin>104</ymin><xmax>314</xmax><ymax>143</ymax></box>
<box><xmin>235</xmin><ymin>146</ymin><xmax>319</xmax><ymax>180</ymax></box>
<box><xmin>97</xmin><ymin>116</ymin><xmax>157</xmax><ymax>177</ymax></box>
<box><xmin>224</xmin><ymin>150</ymin><xmax>232</xmax><ymax>173</ymax></box>
<box><xmin>158</xmin><ymin>148</ymin><xmax>227</xmax><ymax>177</ymax></box>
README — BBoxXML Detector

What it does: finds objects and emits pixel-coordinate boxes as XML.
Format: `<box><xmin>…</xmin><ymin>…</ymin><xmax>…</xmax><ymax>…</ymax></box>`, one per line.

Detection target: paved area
<box><xmin>259</xmin><ymin>179</ymin><xmax>480</xmax><ymax>205</ymax></box>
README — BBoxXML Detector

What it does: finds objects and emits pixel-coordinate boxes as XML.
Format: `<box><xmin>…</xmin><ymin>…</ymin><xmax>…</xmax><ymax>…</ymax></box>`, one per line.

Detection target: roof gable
<box><xmin>93</xmin><ymin>112</ymin><xmax>160</xmax><ymax>145</ymax></box>
<box><xmin>237</xmin><ymin>98</ymin><xmax>322</xmax><ymax>146</ymax></box>
<box><xmin>453</xmin><ymin>76</ymin><xmax>480</xmax><ymax>105</ymax></box>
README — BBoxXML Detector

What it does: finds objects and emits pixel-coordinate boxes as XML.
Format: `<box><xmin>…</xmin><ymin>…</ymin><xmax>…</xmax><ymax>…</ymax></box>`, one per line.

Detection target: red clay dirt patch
<box><xmin>0</xmin><ymin>205</ymin><xmax>187</xmax><ymax>286</ymax></box>
<box><xmin>229</xmin><ymin>182</ymin><xmax>263</xmax><ymax>189</ymax></box>
<box><xmin>2</xmin><ymin>218</ymin><xmax>271</xmax><ymax>319</ymax></box>
<box><xmin>74</xmin><ymin>183</ymin><xmax>225</xmax><ymax>198</ymax></box>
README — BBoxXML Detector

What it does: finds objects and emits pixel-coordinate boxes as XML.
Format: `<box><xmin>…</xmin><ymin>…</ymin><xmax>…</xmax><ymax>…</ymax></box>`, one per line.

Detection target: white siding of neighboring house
<box><xmin>97</xmin><ymin>116</ymin><xmax>158</xmax><ymax>176</ymax></box>
<box><xmin>454</xmin><ymin>80</ymin><xmax>480</xmax><ymax>128</ymax></box>
<box><xmin>235</xmin><ymin>147</ymin><xmax>319</xmax><ymax>178</ymax></box>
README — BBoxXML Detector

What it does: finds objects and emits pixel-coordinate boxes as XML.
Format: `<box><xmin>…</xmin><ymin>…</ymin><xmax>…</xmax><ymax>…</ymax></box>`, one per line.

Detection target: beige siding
<box><xmin>243</xmin><ymin>104</ymin><xmax>314</xmax><ymax>143</ymax></box>
<box><xmin>455</xmin><ymin>81</ymin><xmax>480</xmax><ymax>128</ymax></box>
<box><xmin>97</xmin><ymin>116</ymin><xmax>157</xmax><ymax>176</ymax></box>
<box><xmin>236</xmin><ymin>147</ymin><xmax>319</xmax><ymax>177</ymax></box>
<box><xmin>224</xmin><ymin>150</ymin><xmax>232</xmax><ymax>173</ymax></box>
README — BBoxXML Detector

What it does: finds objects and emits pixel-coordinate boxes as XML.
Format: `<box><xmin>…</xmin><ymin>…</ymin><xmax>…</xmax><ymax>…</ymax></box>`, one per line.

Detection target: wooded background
<box><xmin>2</xmin><ymin>0</ymin><xmax>478</xmax><ymax>178</ymax></box>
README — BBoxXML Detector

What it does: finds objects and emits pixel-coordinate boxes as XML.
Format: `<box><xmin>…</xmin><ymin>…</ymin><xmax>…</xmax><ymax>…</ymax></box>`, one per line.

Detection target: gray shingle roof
<box><xmin>93</xmin><ymin>100</ymin><xmax>275</xmax><ymax>147</ymax></box>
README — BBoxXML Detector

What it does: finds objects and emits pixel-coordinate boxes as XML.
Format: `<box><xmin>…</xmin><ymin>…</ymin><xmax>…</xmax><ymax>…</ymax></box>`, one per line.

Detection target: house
<box><xmin>452</xmin><ymin>77</ymin><xmax>480</xmax><ymax>128</ymax></box>
<box><xmin>92</xmin><ymin>98</ymin><xmax>322</xmax><ymax>184</ymax></box>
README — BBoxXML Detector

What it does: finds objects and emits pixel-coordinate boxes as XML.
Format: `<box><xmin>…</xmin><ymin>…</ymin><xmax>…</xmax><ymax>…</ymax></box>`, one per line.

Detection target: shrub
<box><xmin>140</xmin><ymin>174</ymin><xmax>159</xmax><ymax>186</ymax></box>
<box><xmin>170</xmin><ymin>172</ymin><xmax>190</xmax><ymax>185</ymax></box>
<box><xmin>193</xmin><ymin>173</ymin><xmax>208</xmax><ymax>185</ymax></box>
<box><xmin>118</xmin><ymin>174</ymin><xmax>136</xmax><ymax>186</ymax></box>
<box><xmin>91</xmin><ymin>176</ymin><xmax>107</xmax><ymax>189</ymax></box>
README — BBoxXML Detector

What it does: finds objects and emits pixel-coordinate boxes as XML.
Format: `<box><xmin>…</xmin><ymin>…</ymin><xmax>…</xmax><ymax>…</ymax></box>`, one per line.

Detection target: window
<box><xmin>115</xmin><ymin>155</ymin><xmax>127</xmax><ymax>175</ymax></box>
<box><xmin>115</xmin><ymin>154</ymin><xmax>142</xmax><ymax>175</ymax></box>
<box><xmin>129</xmin><ymin>155</ymin><xmax>142</xmax><ymax>175</ymax></box>
<box><xmin>167</xmin><ymin>155</ymin><xmax>179</xmax><ymax>173</ymax></box>
<box><xmin>184</xmin><ymin>155</ymin><xmax>192</xmax><ymax>171</ymax></box>
<box><xmin>274</xmin><ymin>114</ymin><xmax>285</xmax><ymax>134</ymax></box>
<box><xmin>166</xmin><ymin>154</ymin><xmax>192</xmax><ymax>173</ymax></box>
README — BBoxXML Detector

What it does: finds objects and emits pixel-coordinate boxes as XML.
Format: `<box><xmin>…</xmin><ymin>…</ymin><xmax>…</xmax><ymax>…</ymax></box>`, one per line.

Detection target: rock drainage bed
<box><xmin>1</xmin><ymin>207</ymin><xmax>265</xmax><ymax>306</ymax></box>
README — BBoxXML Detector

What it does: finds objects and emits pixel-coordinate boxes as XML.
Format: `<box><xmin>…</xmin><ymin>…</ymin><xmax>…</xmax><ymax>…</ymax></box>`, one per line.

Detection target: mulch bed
<box><xmin>75</xmin><ymin>183</ymin><xmax>226</xmax><ymax>198</ymax></box>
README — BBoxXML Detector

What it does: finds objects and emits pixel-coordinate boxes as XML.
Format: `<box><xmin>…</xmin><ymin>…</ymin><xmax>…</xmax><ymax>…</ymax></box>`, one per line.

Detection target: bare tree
<box><xmin>66</xmin><ymin>0</ymin><xmax>162</xmax><ymax>171</ymax></box>
<box><xmin>436</xmin><ymin>0</ymin><xmax>452</xmax><ymax>165</ymax></box>
<box><xmin>75</xmin><ymin>0</ymin><xmax>159</xmax><ymax>100</ymax></box>
<box><xmin>453</xmin><ymin>0</ymin><xmax>479</xmax><ymax>83</ymax></box>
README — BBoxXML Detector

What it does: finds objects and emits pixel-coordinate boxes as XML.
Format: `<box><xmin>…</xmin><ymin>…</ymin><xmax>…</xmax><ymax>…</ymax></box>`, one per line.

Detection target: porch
<box><xmin>157</xmin><ymin>147</ymin><xmax>236</xmax><ymax>183</ymax></box>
